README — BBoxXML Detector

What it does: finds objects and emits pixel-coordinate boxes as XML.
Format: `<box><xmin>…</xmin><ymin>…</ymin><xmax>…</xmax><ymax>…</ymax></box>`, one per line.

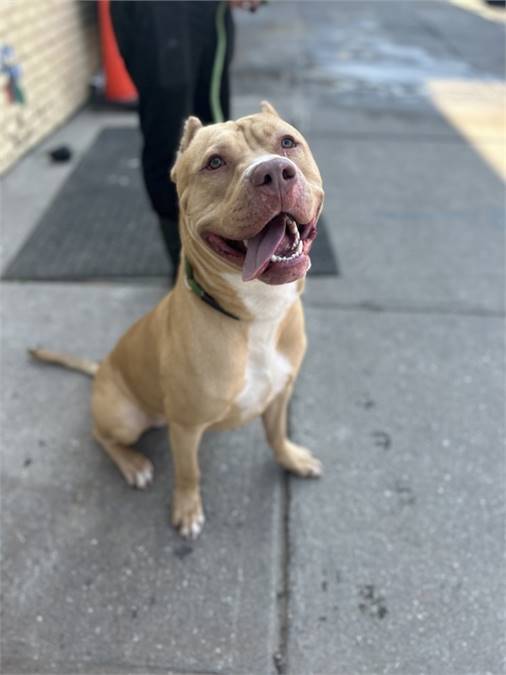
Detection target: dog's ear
<box><xmin>260</xmin><ymin>100</ymin><xmax>281</xmax><ymax>117</ymax></box>
<box><xmin>170</xmin><ymin>116</ymin><xmax>203</xmax><ymax>182</ymax></box>
<box><xmin>178</xmin><ymin>116</ymin><xmax>203</xmax><ymax>152</ymax></box>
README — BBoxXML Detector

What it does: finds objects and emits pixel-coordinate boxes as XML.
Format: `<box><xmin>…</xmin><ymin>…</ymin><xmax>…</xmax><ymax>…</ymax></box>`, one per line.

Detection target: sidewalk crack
<box><xmin>273</xmin><ymin>470</ymin><xmax>291</xmax><ymax>675</ymax></box>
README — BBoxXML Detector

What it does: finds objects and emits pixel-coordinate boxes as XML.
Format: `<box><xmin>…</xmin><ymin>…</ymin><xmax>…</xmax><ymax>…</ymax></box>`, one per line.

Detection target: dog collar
<box><xmin>184</xmin><ymin>258</ymin><xmax>240</xmax><ymax>321</ymax></box>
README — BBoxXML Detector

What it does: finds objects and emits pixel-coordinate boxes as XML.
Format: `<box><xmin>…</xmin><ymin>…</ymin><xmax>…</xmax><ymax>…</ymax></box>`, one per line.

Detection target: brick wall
<box><xmin>0</xmin><ymin>0</ymin><xmax>99</xmax><ymax>174</ymax></box>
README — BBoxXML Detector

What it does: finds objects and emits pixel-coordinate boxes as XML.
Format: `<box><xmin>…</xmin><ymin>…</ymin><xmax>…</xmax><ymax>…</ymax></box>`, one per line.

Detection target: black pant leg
<box><xmin>138</xmin><ymin>84</ymin><xmax>196</xmax><ymax>268</ymax></box>
<box><xmin>111</xmin><ymin>2</ymin><xmax>232</xmax><ymax>269</ymax></box>
<box><xmin>136</xmin><ymin>85</ymin><xmax>192</xmax><ymax>222</ymax></box>
<box><xmin>111</xmin><ymin>2</ymin><xmax>197</xmax><ymax>266</ymax></box>
<box><xmin>193</xmin><ymin>4</ymin><xmax>234</xmax><ymax>122</ymax></box>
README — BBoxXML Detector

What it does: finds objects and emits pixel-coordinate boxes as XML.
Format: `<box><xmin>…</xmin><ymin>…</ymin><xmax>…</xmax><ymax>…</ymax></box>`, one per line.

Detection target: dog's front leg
<box><xmin>262</xmin><ymin>384</ymin><xmax>322</xmax><ymax>478</ymax></box>
<box><xmin>169</xmin><ymin>423</ymin><xmax>206</xmax><ymax>538</ymax></box>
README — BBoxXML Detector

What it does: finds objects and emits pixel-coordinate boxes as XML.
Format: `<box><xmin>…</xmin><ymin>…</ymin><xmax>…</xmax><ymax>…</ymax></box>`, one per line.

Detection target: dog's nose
<box><xmin>250</xmin><ymin>157</ymin><xmax>296</xmax><ymax>194</ymax></box>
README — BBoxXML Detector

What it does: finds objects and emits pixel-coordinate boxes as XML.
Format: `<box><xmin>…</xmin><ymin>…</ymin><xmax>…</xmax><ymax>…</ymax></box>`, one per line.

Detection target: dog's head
<box><xmin>171</xmin><ymin>102</ymin><xmax>324</xmax><ymax>285</ymax></box>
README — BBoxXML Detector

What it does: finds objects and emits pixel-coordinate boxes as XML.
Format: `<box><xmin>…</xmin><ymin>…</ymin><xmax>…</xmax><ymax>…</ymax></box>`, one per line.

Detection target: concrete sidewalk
<box><xmin>1</xmin><ymin>2</ymin><xmax>504</xmax><ymax>674</ymax></box>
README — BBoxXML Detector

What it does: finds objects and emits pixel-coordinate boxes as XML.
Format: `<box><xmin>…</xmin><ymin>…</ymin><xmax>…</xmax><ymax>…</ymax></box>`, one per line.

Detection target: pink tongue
<box><xmin>242</xmin><ymin>214</ymin><xmax>287</xmax><ymax>281</ymax></box>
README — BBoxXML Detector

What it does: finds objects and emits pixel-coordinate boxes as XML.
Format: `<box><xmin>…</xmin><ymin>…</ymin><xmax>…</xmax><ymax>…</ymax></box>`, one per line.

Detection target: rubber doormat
<box><xmin>3</xmin><ymin>127</ymin><xmax>339</xmax><ymax>281</ymax></box>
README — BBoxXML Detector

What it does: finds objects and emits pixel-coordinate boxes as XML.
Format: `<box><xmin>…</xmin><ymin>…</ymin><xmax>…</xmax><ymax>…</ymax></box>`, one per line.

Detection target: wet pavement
<box><xmin>1</xmin><ymin>2</ymin><xmax>505</xmax><ymax>673</ymax></box>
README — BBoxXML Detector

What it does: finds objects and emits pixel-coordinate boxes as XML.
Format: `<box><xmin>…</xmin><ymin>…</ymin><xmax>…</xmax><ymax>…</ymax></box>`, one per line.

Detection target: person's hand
<box><xmin>228</xmin><ymin>0</ymin><xmax>262</xmax><ymax>12</ymax></box>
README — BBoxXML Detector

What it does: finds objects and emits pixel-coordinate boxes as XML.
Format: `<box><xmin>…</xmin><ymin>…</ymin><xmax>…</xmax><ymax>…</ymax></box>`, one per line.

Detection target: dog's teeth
<box><xmin>243</xmin><ymin>239</ymin><xmax>248</xmax><ymax>248</ymax></box>
<box><xmin>288</xmin><ymin>219</ymin><xmax>298</xmax><ymax>235</ymax></box>
<box><xmin>287</xmin><ymin>219</ymin><xmax>300</xmax><ymax>250</ymax></box>
<box><xmin>290</xmin><ymin>230</ymin><xmax>300</xmax><ymax>250</ymax></box>
<box><xmin>271</xmin><ymin>240</ymin><xmax>304</xmax><ymax>264</ymax></box>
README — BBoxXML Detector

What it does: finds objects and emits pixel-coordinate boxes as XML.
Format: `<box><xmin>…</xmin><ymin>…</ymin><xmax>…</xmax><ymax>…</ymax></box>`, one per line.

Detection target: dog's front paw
<box><xmin>276</xmin><ymin>441</ymin><xmax>323</xmax><ymax>478</ymax></box>
<box><xmin>172</xmin><ymin>490</ymin><xmax>205</xmax><ymax>539</ymax></box>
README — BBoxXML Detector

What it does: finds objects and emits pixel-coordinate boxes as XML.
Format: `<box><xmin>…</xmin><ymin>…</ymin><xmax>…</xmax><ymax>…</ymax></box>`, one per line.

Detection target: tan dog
<box><xmin>31</xmin><ymin>102</ymin><xmax>324</xmax><ymax>538</ymax></box>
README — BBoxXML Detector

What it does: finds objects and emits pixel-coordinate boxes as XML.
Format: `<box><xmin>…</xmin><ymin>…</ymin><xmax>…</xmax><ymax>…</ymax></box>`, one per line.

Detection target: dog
<box><xmin>30</xmin><ymin>101</ymin><xmax>324</xmax><ymax>539</ymax></box>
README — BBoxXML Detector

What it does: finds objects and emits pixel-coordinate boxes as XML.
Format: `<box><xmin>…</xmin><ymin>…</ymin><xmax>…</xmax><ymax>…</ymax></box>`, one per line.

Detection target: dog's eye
<box><xmin>206</xmin><ymin>155</ymin><xmax>225</xmax><ymax>170</ymax></box>
<box><xmin>281</xmin><ymin>136</ymin><xmax>297</xmax><ymax>149</ymax></box>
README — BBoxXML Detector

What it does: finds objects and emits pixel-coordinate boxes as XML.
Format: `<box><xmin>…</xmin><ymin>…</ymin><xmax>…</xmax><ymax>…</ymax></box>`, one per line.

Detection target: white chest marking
<box><xmin>235</xmin><ymin>318</ymin><xmax>292</xmax><ymax>414</ymax></box>
<box><xmin>223</xmin><ymin>275</ymin><xmax>298</xmax><ymax>416</ymax></box>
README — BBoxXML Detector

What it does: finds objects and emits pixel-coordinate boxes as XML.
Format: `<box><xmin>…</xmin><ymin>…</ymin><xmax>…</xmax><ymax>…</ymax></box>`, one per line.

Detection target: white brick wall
<box><xmin>0</xmin><ymin>0</ymin><xmax>99</xmax><ymax>174</ymax></box>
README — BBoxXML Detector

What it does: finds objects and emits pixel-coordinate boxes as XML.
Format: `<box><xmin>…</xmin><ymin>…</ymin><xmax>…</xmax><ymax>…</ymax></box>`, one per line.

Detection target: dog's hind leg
<box><xmin>93</xmin><ymin>431</ymin><xmax>154</xmax><ymax>489</ymax></box>
<box><xmin>262</xmin><ymin>384</ymin><xmax>322</xmax><ymax>478</ymax></box>
<box><xmin>91</xmin><ymin>369</ymin><xmax>154</xmax><ymax>489</ymax></box>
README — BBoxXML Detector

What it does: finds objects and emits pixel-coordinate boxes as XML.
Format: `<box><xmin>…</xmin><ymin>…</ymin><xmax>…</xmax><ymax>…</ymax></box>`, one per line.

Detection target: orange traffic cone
<box><xmin>98</xmin><ymin>0</ymin><xmax>137</xmax><ymax>104</ymax></box>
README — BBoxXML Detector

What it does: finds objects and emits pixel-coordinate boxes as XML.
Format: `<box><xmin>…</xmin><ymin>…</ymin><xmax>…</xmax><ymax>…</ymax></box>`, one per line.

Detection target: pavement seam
<box><xmin>304</xmin><ymin>300</ymin><xmax>505</xmax><ymax>319</ymax></box>
<box><xmin>273</xmin><ymin>465</ymin><xmax>291</xmax><ymax>675</ymax></box>
<box><xmin>0</xmin><ymin>659</ymin><xmax>222</xmax><ymax>675</ymax></box>
<box><xmin>307</xmin><ymin>131</ymin><xmax>500</xmax><ymax>143</ymax></box>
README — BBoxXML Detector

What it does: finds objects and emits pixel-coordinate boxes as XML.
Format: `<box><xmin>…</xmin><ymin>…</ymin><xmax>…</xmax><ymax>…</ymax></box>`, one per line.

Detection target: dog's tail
<box><xmin>29</xmin><ymin>348</ymin><xmax>99</xmax><ymax>377</ymax></box>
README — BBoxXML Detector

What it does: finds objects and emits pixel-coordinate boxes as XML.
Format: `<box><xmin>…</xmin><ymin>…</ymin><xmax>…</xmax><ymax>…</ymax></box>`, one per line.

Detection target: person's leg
<box><xmin>193</xmin><ymin>2</ymin><xmax>234</xmax><ymax>123</ymax></box>
<box><xmin>111</xmin><ymin>1</ymin><xmax>194</xmax><ymax>271</ymax></box>
<box><xmin>221</xmin><ymin>6</ymin><xmax>235</xmax><ymax>120</ymax></box>
<box><xmin>136</xmin><ymin>84</ymin><xmax>191</xmax><ymax>269</ymax></box>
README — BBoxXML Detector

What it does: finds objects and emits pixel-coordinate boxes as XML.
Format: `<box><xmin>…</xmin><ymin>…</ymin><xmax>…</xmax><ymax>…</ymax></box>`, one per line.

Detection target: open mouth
<box><xmin>204</xmin><ymin>212</ymin><xmax>318</xmax><ymax>284</ymax></box>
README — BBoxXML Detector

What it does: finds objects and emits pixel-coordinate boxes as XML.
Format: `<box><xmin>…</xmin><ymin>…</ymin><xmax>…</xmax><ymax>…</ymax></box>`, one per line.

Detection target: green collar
<box><xmin>185</xmin><ymin>258</ymin><xmax>240</xmax><ymax>321</ymax></box>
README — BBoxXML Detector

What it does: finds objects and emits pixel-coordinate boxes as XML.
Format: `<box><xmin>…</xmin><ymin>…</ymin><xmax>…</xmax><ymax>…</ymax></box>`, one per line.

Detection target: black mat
<box><xmin>4</xmin><ymin>127</ymin><xmax>339</xmax><ymax>281</ymax></box>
